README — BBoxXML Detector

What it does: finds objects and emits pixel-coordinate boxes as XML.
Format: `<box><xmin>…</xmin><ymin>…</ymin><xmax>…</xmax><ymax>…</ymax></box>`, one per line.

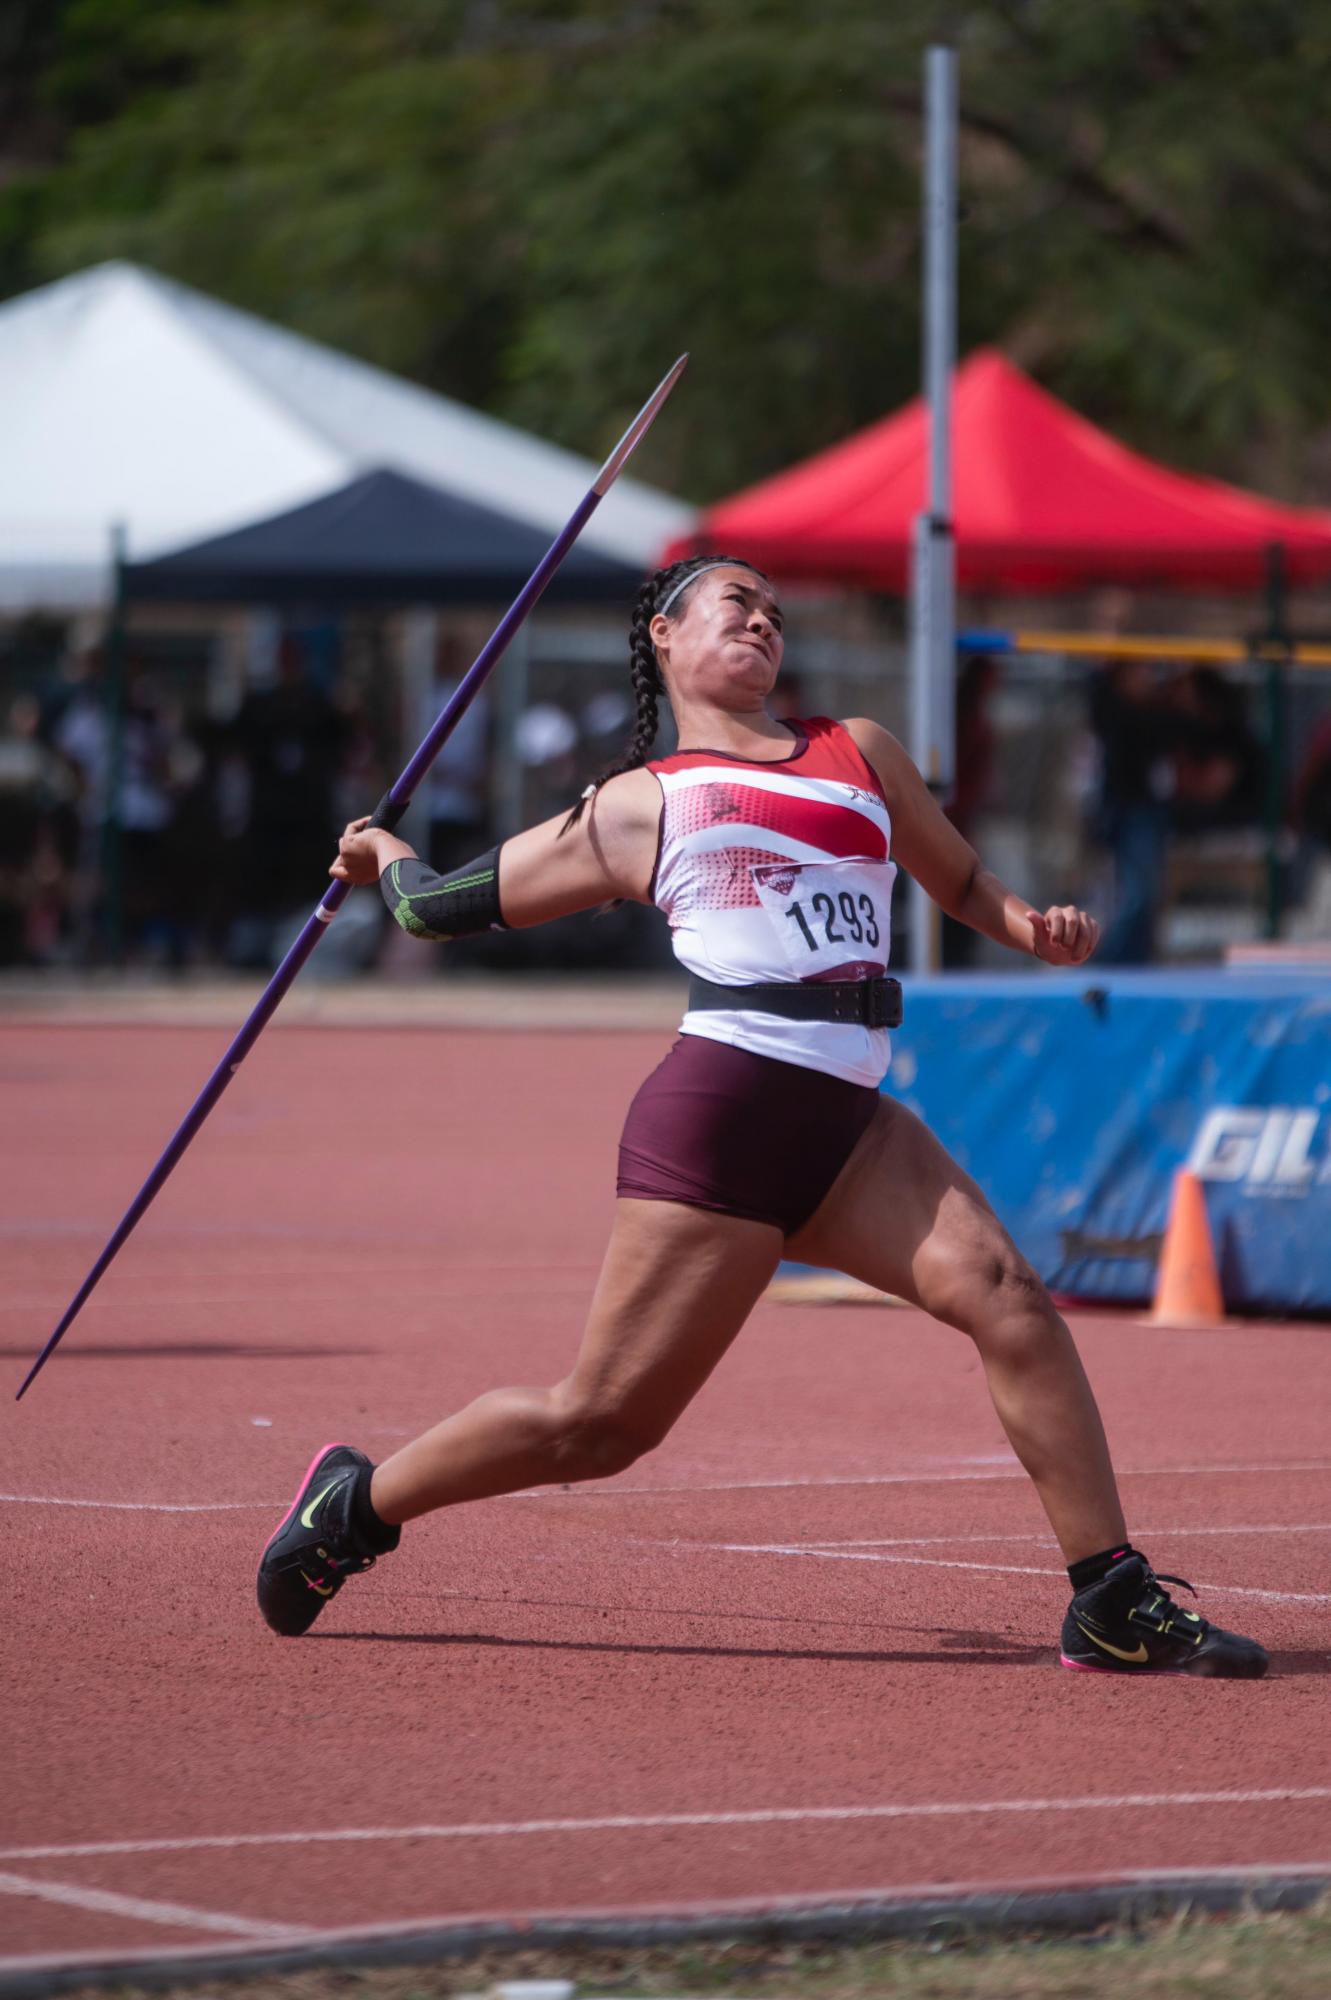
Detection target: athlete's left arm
<box><xmin>841</xmin><ymin>718</ymin><xmax>1099</xmax><ymax>965</ymax></box>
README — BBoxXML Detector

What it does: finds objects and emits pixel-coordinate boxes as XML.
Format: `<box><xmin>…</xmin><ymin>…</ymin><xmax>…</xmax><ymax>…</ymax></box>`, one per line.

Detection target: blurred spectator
<box><xmin>46</xmin><ymin>649</ymin><xmax>107</xmax><ymax>958</ymax></box>
<box><xmin>1088</xmin><ymin>658</ymin><xmax>1268</xmax><ymax>963</ymax></box>
<box><xmin>52</xmin><ymin>647</ymin><xmax>109</xmax><ymax>821</ymax></box>
<box><xmin>949</xmin><ymin>654</ymin><xmax>999</xmax><ymax>840</ymax></box>
<box><xmin>515</xmin><ymin>701</ymin><xmax>579</xmax><ymax>825</ymax></box>
<box><xmin>0</xmin><ymin>694</ymin><xmax>78</xmax><ymax>965</ymax></box>
<box><xmin>580</xmin><ymin>688</ymin><xmax>633</xmax><ymax>754</ymax></box>
<box><xmin>1293</xmin><ymin>712</ymin><xmax>1331</xmax><ymax>851</ymax></box>
<box><xmin>331</xmin><ymin>682</ymin><xmax>385</xmax><ymax>835</ymax></box>
<box><xmin>1087</xmin><ymin>660</ymin><xmax>1182</xmax><ymax>964</ymax></box>
<box><xmin>1171</xmin><ymin>665</ymin><xmax>1264</xmax><ymax>833</ymax></box>
<box><xmin>114</xmin><ymin>671</ymin><xmax>185</xmax><ymax>965</ymax></box>
<box><xmin>228</xmin><ymin>637</ymin><xmax>349</xmax><ymax>962</ymax></box>
<box><xmin>425</xmin><ymin>675</ymin><xmax>490</xmax><ymax>876</ymax></box>
<box><xmin>48</xmin><ymin>655</ymin><xmax>198</xmax><ymax>964</ymax></box>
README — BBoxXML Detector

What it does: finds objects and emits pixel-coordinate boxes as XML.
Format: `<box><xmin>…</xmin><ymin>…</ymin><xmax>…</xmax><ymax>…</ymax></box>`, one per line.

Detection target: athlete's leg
<box><xmin>787</xmin><ymin>1097</ymin><xmax>1126</xmax><ymax>1565</ymax></box>
<box><xmin>371</xmin><ymin>1199</ymin><xmax>782</xmax><ymax>1524</ymax></box>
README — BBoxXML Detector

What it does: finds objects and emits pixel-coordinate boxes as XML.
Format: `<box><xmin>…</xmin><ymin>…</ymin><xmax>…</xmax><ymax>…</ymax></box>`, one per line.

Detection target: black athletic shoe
<box><xmin>257</xmin><ymin>1442</ymin><xmax>396</xmax><ymax>1637</ymax></box>
<box><xmin>1060</xmin><ymin>1553</ymin><xmax>1267</xmax><ymax>1678</ymax></box>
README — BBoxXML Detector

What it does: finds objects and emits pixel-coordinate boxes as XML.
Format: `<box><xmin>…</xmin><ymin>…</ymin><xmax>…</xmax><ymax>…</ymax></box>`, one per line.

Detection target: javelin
<box><xmin>16</xmin><ymin>355</ymin><xmax>688</xmax><ymax>1401</ymax></box>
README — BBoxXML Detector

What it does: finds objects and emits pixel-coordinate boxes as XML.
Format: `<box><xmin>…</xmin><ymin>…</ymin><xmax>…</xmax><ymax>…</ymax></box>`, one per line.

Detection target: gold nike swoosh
<box><xmin>300</xmin><ymin>1481</ymin><xmax>338</xmax><ymax>1530</ymax></box>
<box><xmin>1074</xmin><ymin>1618</ymin><xmax>1149</xmax><ymax>1665</ymax></box>
<box><xmin>301</xmin><ymin>1572</ymin><xmax>335</xmax><ymax>1597</ymax></box>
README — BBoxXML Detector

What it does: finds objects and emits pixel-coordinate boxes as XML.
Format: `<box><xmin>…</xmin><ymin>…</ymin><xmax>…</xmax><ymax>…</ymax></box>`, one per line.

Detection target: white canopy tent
<box><xmin>0</xmin><ymin>262</ymin><xmax>694</xmax><ymax>612</ymax></box>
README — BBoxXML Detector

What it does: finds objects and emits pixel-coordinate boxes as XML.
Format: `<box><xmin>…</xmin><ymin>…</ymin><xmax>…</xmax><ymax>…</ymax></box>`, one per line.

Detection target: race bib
<box><xmin>751</xmin><ymin>857</ymin><xmax>896</xmax><ymax>981</ymax></box>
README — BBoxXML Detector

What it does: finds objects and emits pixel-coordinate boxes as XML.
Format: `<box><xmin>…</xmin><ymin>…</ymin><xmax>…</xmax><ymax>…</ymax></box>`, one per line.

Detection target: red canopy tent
<box><xmin>667</xmin><ymin>350</ymin><xmax>1331</xmax><ymax>594</ymax></box>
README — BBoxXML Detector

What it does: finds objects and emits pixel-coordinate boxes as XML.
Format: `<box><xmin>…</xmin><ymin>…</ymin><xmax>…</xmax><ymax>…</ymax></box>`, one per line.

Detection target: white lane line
<box><xmin>1141</xmin><ymin>1522</ymin><xmax>1331</xmax><ymax>1539</ymax></box>
<box><xmin>806</xmin><ymin>1524</ymin><xmax>1331</xmax><ymax>1548</ymax></box>
<box><xmin>4</xmin><ymin>1788</ymin><xmax>1330</xmax><ymax>1864</ymax></box>
<box><xmin>1198</xmin><ymin>1584</ymin><xmax>1331</xmax><ymax>1604</ymax></box>
<box><xmin>698</xmin><ymin>1543</ymin><xmax>1331</xmax><ymax>1606</ymax></box>
<box><xmin>0</xmin><ymin>1869</ymin><xmax>297</xmax><ymax>1939</ymax></box>
<box><xmin>4</xmin><ymin>1466</ymin><xmax>1330</xmax><ymax>1517</ymax></box>
<box><xmin>710</xmin><ymin>1546</ymin><xmax>1066</xmax><ymax>1579</ymax></box>
<box><xmin>513</xmin><ymin>1460</ymin><xmax>1331</xmax><ymax>1499</ymax></box>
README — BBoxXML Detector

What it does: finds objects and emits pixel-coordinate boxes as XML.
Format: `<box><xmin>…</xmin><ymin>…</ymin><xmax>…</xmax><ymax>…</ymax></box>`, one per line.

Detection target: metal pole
<box><xmin>909</xmin><ymin>43</ymin><xmax>958</xmax><ymax>975</ymax></box>
<box><xmin>1263</xmin><ymin>541</ymin><xmax>1290</xmax><ymax>940</ymax></box>
<box><xmin>101</xmin><ymin>523</ymin><xmax>129</xmax><ymax>964</ymax></box>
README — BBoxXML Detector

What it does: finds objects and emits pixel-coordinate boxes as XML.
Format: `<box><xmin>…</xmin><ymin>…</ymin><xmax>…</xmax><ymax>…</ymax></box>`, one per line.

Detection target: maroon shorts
<box><xmin>616</xmin><ymin>1034</ymin><xmax>879</xmax><ymax>1235</ymax></box>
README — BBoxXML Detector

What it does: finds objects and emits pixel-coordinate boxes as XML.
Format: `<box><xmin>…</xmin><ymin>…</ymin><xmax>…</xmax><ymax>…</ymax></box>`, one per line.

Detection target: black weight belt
<box><xmin>687</xmin><ymin>974</ymin><xmax>903</xmax><ymax>1030</ymax></box>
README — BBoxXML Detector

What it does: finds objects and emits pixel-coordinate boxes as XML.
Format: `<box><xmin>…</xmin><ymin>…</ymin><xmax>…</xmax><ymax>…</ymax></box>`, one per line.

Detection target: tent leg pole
<box><xmin>1263</xmin><ymin>542</ymin><xmax>1289</xmax><ymax>941</ymax></box>
<box><xmin>908</xmin><ymin>42</ymin><xmax>957</xmax><ymax>975</ymax></box>
<box><xmin>101</xmin><ymin>524</ymin><xmax>128</xmax><ymax>967</ymax></box>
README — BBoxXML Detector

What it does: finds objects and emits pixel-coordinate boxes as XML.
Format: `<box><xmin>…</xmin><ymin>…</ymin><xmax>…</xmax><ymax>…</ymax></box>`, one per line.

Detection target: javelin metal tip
<box><xmin>592</xmin><ymin>355</ymin><xmax>690</xmax><ymax>495</ymax></box>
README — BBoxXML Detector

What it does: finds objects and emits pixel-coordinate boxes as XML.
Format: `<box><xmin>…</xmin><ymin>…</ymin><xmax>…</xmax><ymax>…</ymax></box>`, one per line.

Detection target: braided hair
<box><xmin>561</xmin><ymin>553</ymin><xmax>768</xmax><ymax>833</ymax></box>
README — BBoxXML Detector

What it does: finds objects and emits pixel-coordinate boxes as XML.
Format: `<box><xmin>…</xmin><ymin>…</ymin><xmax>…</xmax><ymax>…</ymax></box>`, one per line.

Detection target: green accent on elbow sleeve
<box><xmin>392</xmin><ymin>896</ymin><xmax>452</xmax><ymax>941</ymax></box>
<box><xmin>385</xmin><ymin>858</ymin><xmax>498</xmax><ymax>941</ymax></box>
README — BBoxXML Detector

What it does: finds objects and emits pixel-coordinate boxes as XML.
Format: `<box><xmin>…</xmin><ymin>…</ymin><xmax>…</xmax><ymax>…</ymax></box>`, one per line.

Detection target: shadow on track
<box><xmin>1266</xmin><ymin>1651</ymin><xmax>1331</xmax><ymax>1677</ymax></box>
<box><xmin>325</xmin><ymin>1631</ymin><xmax>1330</xmax><ymax>1673</ymax></box>
<box><xmin>320</xmin><ymin>1629</ymin><xmax>1052</xmax><ymax>1668</ymax></box>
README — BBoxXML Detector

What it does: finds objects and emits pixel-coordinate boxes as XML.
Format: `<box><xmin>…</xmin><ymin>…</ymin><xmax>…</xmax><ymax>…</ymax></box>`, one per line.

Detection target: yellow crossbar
<box><xmin>1010</xmin><ymin>630</ymin><xmax>1331</xmax><ymax>667</ymax></box>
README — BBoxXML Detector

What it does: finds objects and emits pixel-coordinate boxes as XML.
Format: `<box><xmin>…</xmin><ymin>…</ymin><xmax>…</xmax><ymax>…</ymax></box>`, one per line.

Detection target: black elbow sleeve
<box><xmin>379</xmin><ymin>848</ymin><xmax>506</xmax><ymax>940</ymax></box>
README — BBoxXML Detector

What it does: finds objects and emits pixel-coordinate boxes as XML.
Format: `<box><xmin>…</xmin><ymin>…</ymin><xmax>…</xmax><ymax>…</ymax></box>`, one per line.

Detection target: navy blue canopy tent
<box><xmin>123</xmin><ymin>467</ymin><xmax>641</xmax><ymax>606</ymax></box>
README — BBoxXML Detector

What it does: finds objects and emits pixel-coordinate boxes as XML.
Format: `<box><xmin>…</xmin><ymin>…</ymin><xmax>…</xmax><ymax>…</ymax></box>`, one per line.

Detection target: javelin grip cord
<box><xmin>366</xmin><ymin>791</ymin><xmax>410</xmax><ymax>836</ymax></box>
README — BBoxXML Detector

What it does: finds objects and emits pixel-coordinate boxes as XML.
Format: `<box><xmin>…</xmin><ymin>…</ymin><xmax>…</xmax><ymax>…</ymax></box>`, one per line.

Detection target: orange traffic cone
<box><xmin>1149</xmin><ymin>1169</ymin><xmax>1225</xmax><ymax>1326</ymax></box>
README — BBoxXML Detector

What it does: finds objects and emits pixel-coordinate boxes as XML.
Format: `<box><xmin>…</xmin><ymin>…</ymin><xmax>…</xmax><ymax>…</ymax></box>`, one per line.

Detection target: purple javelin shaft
<box><xmin>17</xmin><ymin>357</ymin><xmax>688</xmax><ymax>1400</ymax></box>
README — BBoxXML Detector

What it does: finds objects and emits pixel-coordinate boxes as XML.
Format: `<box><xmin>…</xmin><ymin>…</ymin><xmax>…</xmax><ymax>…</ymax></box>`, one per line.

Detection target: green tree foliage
<box><xmin>5</xmin><ymin>0</ymin><xmax>1331</xmax><ymax>500</ymax></box>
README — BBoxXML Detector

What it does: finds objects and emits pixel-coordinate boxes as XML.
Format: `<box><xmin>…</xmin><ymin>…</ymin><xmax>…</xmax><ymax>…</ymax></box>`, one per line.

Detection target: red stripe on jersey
<box><xmin>652</xmin><ymin>717</ymin><xmax>890</xmax><ymax>812</ymax></box>
<box><xmin>667</xmin><ymin>781</ymin><xmax>886</xmax><ymax>860</ymax></box>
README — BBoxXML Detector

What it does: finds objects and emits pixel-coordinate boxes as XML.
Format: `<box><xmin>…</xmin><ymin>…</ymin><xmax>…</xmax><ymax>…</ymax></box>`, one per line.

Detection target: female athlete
<box><xmin>258</xmin><ymin>555</ymin><xmax>1266</xmax><ymax>1679</ymax></box>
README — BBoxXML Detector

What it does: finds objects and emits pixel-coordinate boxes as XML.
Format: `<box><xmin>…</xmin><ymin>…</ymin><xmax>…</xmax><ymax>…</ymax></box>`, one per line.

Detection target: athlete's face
<box><xmin>651</xmin><ymin>566</ymin><xmax>785</xmax><ymax>709</ymax></box>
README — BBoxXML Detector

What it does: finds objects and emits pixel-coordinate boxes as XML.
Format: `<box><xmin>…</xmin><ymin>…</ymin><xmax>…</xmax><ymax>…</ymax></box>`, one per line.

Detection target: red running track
<box><xmin>3</xmin><ymin>1022</ymin><xmax>1329</xmax><ymax>1976</ymax></box>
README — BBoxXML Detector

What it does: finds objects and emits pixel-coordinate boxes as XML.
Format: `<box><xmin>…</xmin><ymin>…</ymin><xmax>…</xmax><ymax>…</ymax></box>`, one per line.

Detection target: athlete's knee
<box><xmin>974</xmin><ymin>1257</ymin><xmax>1064</xmax><ymax>1366</ymax></box>
<box><xmin>935</xmin><ymin>1244</ymin><xmax>1055</xmax><ymax>1350</ymax></box>
<box><xmin>545</xmin><ymin>1387</ymin><xmax>666</xmax><ymax>1482</ymax></box>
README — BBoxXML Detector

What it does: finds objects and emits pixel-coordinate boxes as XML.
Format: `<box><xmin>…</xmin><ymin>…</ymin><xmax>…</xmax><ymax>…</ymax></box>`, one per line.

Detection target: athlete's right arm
<box><xmin>495</xmin><ymin>766</ymin><xmax>662</xmax><ymax>926</ymax></box>
<box><xmin>330</xmin><ymin>766</ymin><xmax>662</xmax><ymax>935</ymax></box>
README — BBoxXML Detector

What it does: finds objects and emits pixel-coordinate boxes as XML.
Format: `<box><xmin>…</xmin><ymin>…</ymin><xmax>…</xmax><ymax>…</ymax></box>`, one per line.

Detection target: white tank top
<box><xmin>648</xmin><ymin>717</ymin><xmax>896</xmax><ymax>1086</ymax></box>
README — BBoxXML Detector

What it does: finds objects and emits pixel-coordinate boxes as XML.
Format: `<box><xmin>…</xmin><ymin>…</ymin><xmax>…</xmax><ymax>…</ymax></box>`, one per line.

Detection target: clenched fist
<box><xmin>1026</xmin><ymin>904</ymin><xmax>1099</xmax><ymax>966</ymax></box>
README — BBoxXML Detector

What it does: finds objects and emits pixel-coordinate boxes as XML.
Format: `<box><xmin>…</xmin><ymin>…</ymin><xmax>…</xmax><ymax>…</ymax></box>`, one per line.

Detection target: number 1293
<box><xmin>785</xmin><ymin>890</ymin><xmax>881</xmax><ymax>951</ymax></box>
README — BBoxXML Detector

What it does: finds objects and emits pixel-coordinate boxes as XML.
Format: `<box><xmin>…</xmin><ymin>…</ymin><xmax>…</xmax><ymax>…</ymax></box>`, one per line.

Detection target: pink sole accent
<box><xmin>261</xmin><ymin>1441</ymin><xmax>353</xmax><ymax>1559</ymax></box>
<box><xmin>1060</xmin><ymin>1653</ymin><xmax>1190</xmax><ymax>1677</ymax></box>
